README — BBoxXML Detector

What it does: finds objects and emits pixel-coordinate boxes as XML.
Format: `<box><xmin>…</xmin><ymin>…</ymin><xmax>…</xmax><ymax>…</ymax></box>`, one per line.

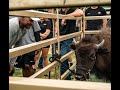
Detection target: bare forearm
<box><xmin>67</xmin><ymin>9</ymin><xmax>84</xmax><ymax>17</ymax></box>
<box><xmin>40</xmin><ymin>29</ymin><xmax>50</xmax><ymax>39</ymax></box>
<box><xmin>103</xmin><ymin>19</ymin><xmax>107</xmax><ymax>29</ymax></box>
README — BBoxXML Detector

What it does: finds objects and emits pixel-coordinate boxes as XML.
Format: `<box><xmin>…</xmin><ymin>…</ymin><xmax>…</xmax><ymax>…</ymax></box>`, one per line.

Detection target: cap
<box><xmin>30</xmin><ymin>17</ymin><xmax>40</xmax><ymax>21</ymax></box>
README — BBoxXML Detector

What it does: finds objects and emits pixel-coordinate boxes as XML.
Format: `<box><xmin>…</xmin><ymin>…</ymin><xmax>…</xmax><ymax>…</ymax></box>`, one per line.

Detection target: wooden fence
<box><xmin>9</xmin><ymin>77</ymin><xmax>111</xmax><ymax>90</ymax></box>
<box><xmin>9</xmin><ymin>0</ymin><xmax>111</xmax><ymax>90</ymax></box>
<box><xmin>9</xmin><ymin>0</ymin><xmax>111</xmax><ymax>10</ymax></box>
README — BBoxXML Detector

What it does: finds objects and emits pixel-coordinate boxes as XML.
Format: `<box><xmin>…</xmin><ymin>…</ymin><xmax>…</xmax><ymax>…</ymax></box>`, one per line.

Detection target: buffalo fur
<box><xmin>72</xmin><ymin>28</ymin><xmax>111</xmax><ymax>81</ymax></box>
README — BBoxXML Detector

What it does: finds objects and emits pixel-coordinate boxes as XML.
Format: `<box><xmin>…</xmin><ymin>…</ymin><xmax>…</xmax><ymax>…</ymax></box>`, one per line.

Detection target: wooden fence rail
<box><xmin>9</xmin><ymin>10</ymin><xmax>82</xmax><ymax>20</ymax></box>
<box><xmin>9</xmin><ymin>10</ymin><xmax>111</xmax><ymax>20</ymax></box>
<box><xmin>29</xmin><ymin>51</ymin><xmax>74</xmax><ymax>78</ymax></box>
<box><xmin>9</xmin><ymin>77</ymin><xmax>111</xmax><ymax>90</ymax></box>
<box><xmin>9</xmin><ymin>0</ymin><xmax>111</xmax><ymax>10</ymax></box>
<box><xmin>9</xmin><ymin>10</ymin><xmax>111</xmax><ymax>58</ymax></box>
<box><xmin>9</xmin><ymin>1</ymin><xmax>111</xmax><ymax>88</ymax></box>
<box><xmin>9</xmin><ymin>31</ymin><xmax>82</xmax><ymax>58</ymax></box>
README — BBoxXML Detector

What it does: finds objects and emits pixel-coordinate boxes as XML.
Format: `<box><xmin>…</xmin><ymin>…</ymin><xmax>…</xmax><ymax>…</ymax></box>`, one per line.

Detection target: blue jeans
<box><xmin>60</xmin><ymin>38</ymin><xmax>73</xmax><ymax>80</ymax></box>
<box><xmin>38</xmin><ymin>56</ymin><xmax>43</xmax><ymax>68</ymax></box>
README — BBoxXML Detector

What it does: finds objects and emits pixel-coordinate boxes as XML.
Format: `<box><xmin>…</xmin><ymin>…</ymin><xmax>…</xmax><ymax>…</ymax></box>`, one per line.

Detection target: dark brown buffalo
<box><xmin>71</xmin><ymin>28</ymin><xmax>111</xmax><ymax>81</ymax></box>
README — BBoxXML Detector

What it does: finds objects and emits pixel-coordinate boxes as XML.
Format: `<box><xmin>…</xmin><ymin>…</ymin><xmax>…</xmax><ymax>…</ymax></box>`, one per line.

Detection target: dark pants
<box><xmin>15</xmin><ymin>51</ymin><xmax>35</xmax><ymax>68</ymax></box>
<box><xmin>15</xmin><ymin>51</ymin><xmax>35</xmax><ymax>77</ymax></box>
<box><xmin>38</xmin><ymin>56</ymin><xmax>43</xmax><ymax>68</ymax></box>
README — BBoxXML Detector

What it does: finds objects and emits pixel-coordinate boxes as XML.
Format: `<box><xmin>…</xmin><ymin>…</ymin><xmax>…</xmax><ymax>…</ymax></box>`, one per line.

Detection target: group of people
<box><xmin>9</xmin><ymin>6</ymin><xmax>110</xmax><ymax>80</ymax></box>
<box><xmin>9</xmin><ymin>10</ymin><xmax>53</xmax><ymax>77</ymax></box>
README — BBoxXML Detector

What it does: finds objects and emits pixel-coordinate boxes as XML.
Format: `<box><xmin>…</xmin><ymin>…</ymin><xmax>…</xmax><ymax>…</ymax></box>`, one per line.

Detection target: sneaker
<box><xmin>44</xmin><ymin>74</ymin><xmax>48</xmax><ymax>77</ymax></box>
<box><xmin>38</xmin><ymin>66</ymin><xmax>43</xmax><ymax>69</ymax></box>
<box><xmin>69</xmin><ymin>62</ymin><xmax>73</xmax><ymax>67</ymax></box>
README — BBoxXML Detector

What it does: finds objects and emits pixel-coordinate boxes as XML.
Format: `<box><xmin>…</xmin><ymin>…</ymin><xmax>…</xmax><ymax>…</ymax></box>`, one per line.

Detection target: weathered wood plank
<box><xmin>29</xmin><ymin>51</ymin><xmax>74</xmax><ymax>78</ymax></box>
<box><xmin>9</xmin><ymin>0</ymin><xmax>111</xmax><ymax>10</ymax></box>
<box><xmin>9</xmin><ymin>77</ymin><xmax>111</xmax><ymax>90</ymax></box>
<box><xmin>9</xmin><ymin>31</ymin><xmax>82</xmax><ymax>58</ymax></box>
<box><xmin>61</xmin><ymin>62</ymin><xmax>76</xmax><ymax>80</ymax></box>
<box><xmin>9</xmin><ymin>10</ymin><xmax>82</xmax><ymax>20</ymax></box>
<box><xmin>9</xmin><ymin>10</ymin><xmax>110</xmax><ymax>20</ymax></box>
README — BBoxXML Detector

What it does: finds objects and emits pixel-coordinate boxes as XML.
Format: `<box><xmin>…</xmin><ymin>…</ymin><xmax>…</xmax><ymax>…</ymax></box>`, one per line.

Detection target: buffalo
<box><xmin>71</xmin><ymin>28</ymin><xmax>111</xmax><ymax>81</ymax></box>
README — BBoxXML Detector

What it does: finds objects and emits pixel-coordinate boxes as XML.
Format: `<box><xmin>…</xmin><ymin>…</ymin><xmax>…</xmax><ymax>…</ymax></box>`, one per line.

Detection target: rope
<box><xmin>49</xmin><ymin>54</ymin><xmax>77</xmax><ymax>75</ymax></box>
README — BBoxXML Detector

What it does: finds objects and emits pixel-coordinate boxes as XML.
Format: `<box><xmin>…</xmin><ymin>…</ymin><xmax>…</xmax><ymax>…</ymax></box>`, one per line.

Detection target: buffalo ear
<box><xmin>70</xmin><ymin>43</ymin><xmax>76</xmax><ymax>50</ymax></box>
<box><xmin>97</xmin><ymin>48</ymin><xmax>110</xmax><ymax>54</ymax></box>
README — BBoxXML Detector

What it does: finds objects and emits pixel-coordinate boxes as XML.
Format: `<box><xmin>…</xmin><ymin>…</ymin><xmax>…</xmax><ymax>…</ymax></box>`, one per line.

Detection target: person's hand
<box><xmin>40</xmin><ymin>33</ymin><xmax>46</xmax><ymax>39</ymax></box>
<box><xmin>40</xmin><ymin>36</ymin><xmax>44</xmax><ymax>40</ymax></box>
<box><xmin>61</xmin><ymin>19</ymin><xmax>66</xmax><ymax>26</ymax></box>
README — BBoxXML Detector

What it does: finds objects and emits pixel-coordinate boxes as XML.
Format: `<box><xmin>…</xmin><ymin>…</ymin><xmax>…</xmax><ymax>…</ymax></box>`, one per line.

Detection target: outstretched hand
<box><xmin>61</xmin><ymin>19</ymin><xmax>66</xmax><ymax>26</ymax></box>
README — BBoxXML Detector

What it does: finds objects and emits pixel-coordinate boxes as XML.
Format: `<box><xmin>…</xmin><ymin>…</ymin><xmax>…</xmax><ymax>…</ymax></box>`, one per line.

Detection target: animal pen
<box><xmin>9</xmin><ymin>0</ymin><xmax>111</xmax><ymax>90</ymax></box>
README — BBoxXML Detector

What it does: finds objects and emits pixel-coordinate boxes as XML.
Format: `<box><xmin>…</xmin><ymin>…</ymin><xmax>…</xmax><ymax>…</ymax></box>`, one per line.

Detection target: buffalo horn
<box><xmin>73</xmin><ymin>38</ymin><xmax>79</xmax><ymax>44</ymax></box>
<box><xmin>96</xmin><ymin>39</ymin><xmax>105</xmax><ymax>49</ymax></box>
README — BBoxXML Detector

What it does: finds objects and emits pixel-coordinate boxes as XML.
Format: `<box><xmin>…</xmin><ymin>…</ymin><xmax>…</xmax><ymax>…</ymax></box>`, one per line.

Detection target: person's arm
<box><xmin>32</xmin><ymin>21</ymin><xmax>41</xmax><ymax>41</ymax></box>
<box><xmin>67</xmin><ymin>8</ymin><xmax>84</xmax><ymax>17</ymax></box>
<box><xmin>61</xmin><ymin>8</ymin><xmax>84</xmax><ymax>26</ymax></box>
<box><xmin>101</xmin><ymin>7</ymin><xmax>107</xmax><ymax>29</ymax></box>
<box><xmin>103</xmin><ymin>19</ymin><xmax>107</xmax><ymax>29</ymax></box>
<box><xmin>9</xmin><ymin>20</ymin><xmax>18</xmax><ymax>48</ymax></box>
<box><xmin>40</xmin><ymin>29</ymin><xmax>50</xmax><ymax>39</ymax></box>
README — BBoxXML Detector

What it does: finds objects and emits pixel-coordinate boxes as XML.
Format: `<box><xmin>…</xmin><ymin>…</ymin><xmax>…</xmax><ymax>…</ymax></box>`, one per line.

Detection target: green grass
<box><xmin>13</xmin><ymin>68</ymin><xmax>22</xmax><ymax>77</ymax></box>
<box><xmin>13</xmin><ymin>54</ymin><xmax>110</xmax><ymax>83</ymax></box>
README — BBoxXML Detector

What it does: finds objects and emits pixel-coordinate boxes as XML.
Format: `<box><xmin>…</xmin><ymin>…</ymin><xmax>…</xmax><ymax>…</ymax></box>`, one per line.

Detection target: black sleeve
<box><xmin>66</xmin><ymin>8</ymin><xmax>77</xmax><ymax>14</ymax></box>
<box><xmin>100</xmin><ymin>7</ymin><xmax>107</xmax><ymax>15</ymax></box>
<box><xmin>34</xmin><ymin>31</ymin><xmax>41</xmax><ymax>42</ymax></box>
<box><xmin>45</xmin><ymin>20</ymin><xmax>52</xmax><ymax>31</ymax></box>
<box><xmin>85</xmin><ymin>8</ymin><xmax>89</xmax><ymax>16</ymax></box>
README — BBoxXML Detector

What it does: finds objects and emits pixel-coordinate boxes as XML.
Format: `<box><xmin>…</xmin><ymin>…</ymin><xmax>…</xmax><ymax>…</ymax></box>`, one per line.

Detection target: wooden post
<box><xmin>56</xmin><ymin>8</ymin><xmax>61</xmax><ymax>79</ymax></box>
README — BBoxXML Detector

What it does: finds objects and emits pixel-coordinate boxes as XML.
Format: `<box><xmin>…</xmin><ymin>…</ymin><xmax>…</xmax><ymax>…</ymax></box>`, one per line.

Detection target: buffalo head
<box><xmin>71</xmin><ymin>39</ymin><xmax>105</xmax><ymax>81</ymax></box>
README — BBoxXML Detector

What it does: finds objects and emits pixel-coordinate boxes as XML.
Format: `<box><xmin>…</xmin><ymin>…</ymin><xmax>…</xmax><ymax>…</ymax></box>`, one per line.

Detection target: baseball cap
<box><xmin>30</xmin><ymin>17</ymin><xmax>40</xmax><ymax>21</ymax></box>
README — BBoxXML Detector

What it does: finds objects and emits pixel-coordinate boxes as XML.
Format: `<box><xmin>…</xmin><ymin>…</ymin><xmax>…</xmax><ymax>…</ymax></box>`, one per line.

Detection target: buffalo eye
<box><xmin>89</xmin><ymin>53</ymin><xmax>96</xmax><ymax>60</ymax></box>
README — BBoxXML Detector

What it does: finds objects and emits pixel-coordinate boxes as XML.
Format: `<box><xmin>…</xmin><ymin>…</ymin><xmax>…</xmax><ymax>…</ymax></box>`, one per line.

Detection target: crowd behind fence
<box><xmin>9</xmin><ymin>9</ymin><xmax>111</xmax><ymax>79</ymax></box>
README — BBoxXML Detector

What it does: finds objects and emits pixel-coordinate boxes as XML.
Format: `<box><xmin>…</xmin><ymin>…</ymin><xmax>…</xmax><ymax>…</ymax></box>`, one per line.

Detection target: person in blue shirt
<box><xmin>55</xmin><ymin>8</ymin><xmax>84</xmax><ymax>80</ymax></box>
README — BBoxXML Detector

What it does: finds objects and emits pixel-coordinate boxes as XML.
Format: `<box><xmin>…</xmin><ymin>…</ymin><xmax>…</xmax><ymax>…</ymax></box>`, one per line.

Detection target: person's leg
<box><xmin>22</xmin><ymin>52</ymin><xmax>35</xmax><ymax>77</ymax></box>
<box><xmin>68</xmin><ymin>56</ymin><xmax>73</xmax><ymax>67</ymax></box>
<box><xmin>68</xmin><ymin>55</ymin><xmax>74</xmax><ymax>78</ymax></box>
<box><xmin>9</xmin><ymin>57</ymin><xmax>17</xmax><ymax>76</ymax></box>
<box><xmin>38</xmin><ymin>56</ymin><xmax>43</xmax><ymax>68</ymax></box>
<box><xmin>34</xmin><ymin>49</ymin><xmax>41</xmax><ymax>69</ymax></box>
<box><xmin>60</xmin><ymin>41</ymin><xmax>72</xmax><ymax>80</ymax></box>
<box><xmin>22</xmin><ymin>64</ymin><xmax>34</xmax><ymax>77</ymax></box>
<box><xmin>52</xmin><ymin>43</ymin><xmax>56</xmax><ymax>55</ymax></box>
<box><xmin>41</xmin><ymin>46</ymin><xmax>49</xmax><ymax>67</ymax></box>
<box><xmin>9</xmin><ymin>65</ymin><xmax>15</xmax><ymax>76</ymax></box>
